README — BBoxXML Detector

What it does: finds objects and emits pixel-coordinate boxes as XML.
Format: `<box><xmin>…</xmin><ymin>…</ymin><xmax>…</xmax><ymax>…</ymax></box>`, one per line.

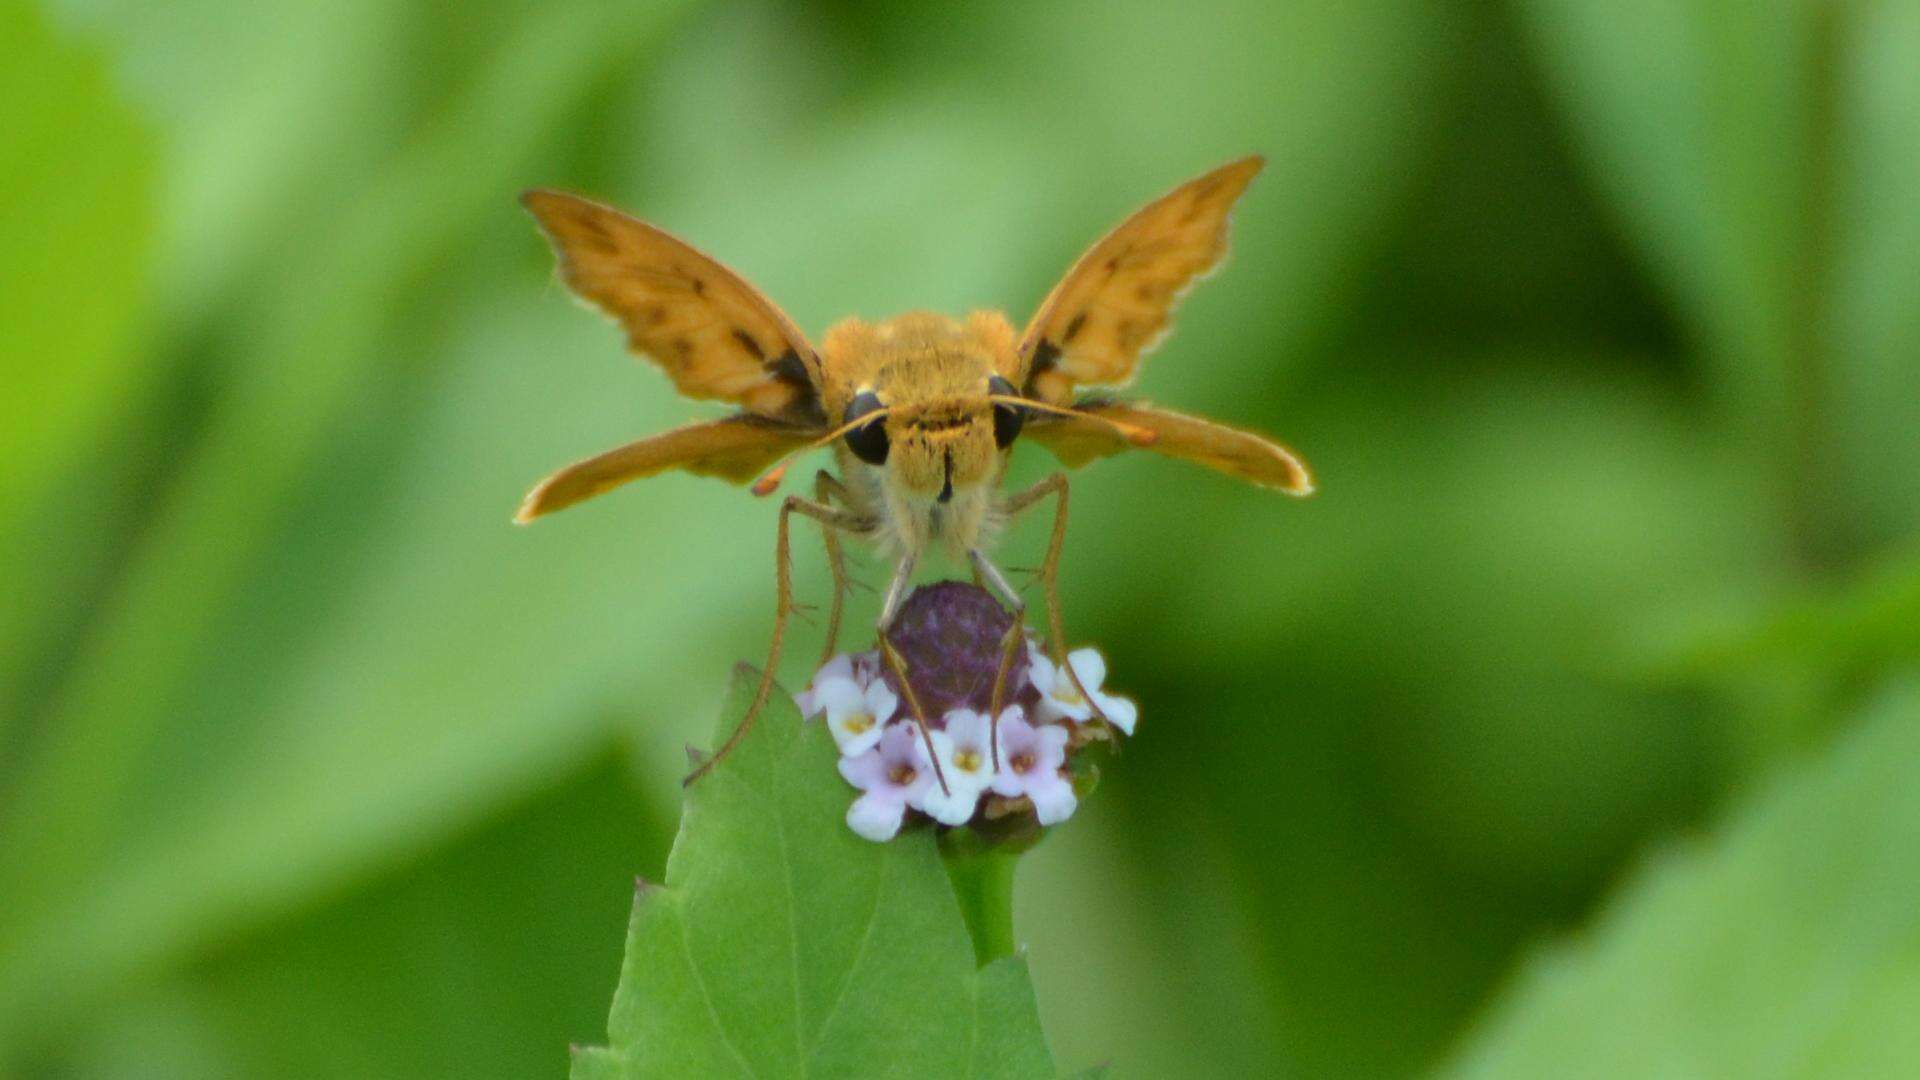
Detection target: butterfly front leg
<box><xmin>871</xmin><ymin>554</ymin><xmax>952</xmax><ymax>796</ymax></box>
<box><xmin>966</xmin><ymin>547</ymin><xmax>1031</xmax><ymax>771</ymax></box>
<box><xmin>988</xmin><ymin>473</ymin><xmax>1114</xmax><ymax>738</ymax></box>
<box><xmin>811</xmin><ymin>470</ymin><xmax>858</xmax><ymax>664</ymax></box>
<box><xmin>684</xmin><ymin>492</ymin><xmax>868</xmax><ymax>786</ymax></box>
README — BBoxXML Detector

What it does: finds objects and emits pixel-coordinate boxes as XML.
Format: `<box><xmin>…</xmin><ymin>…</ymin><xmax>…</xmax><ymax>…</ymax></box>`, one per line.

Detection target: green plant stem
<box><xmin>941</xmin><ymin>833</ymin><xmax>1020</xmax><ymax>965</ymax></box>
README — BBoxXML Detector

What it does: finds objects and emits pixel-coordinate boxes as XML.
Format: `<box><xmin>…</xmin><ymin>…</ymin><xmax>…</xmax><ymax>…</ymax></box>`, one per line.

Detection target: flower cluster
<box><xmin>795</xmin><ymin>582</ymin><xmax>1138</xmax><ymax>842</ymax></box>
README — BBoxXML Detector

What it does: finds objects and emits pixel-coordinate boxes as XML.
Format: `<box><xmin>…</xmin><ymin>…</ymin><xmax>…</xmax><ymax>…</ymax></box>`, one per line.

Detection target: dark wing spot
<box><xmin>731</xmin><ymin>327</ymin><xmax>765</xmax><ymax>360</ymax></box>
<box><xmin>1025</xmin><ymin>340</ymin><xmax>1063</xmax><ymax>394</ymax></box>
<box><xmin>568</xmin><ymin>213</ymin><xmax>620</xmax><ymax>254</ymax></box>
<box><xmin>766</xmin><ymin>349</ymin><xmax>824</xmax><ymax>425</ymax></box>
<box><xmin>1062</xmin><ymin>312</ymin><xmax>1087</xmax><ymax>343</ymax></box>
<box><xmin>691</xmin><ymin>277</ymin><xmax>707</xmax><ymax>296</ymax></box>
<box><xmin>766</xmin><ymin>348</ymin><xmax>808</xmax><ymax>384</ymax></box>
<box><xmin>1030</xmin><ymin>339</ymin><xmax>1061</xmax><ymax>375</ymax></box>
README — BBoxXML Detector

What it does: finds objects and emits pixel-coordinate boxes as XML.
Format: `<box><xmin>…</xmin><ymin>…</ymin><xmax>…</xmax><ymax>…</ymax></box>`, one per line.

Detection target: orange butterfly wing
<box><xmin>523</xmin><ymin>189</ymin><xmax>824</xmax><ymax>424</ymax></box>
<box><xmin>1013</xmin><ymin>156</ymin><xmax>1263</xmax><ymax>405</ymax></box>
<box><xmin>1024</xmin><ymin>400</ymin><xmax>1313</xmax><ymax>495</ymax></box>
<box><xmin>515</xmin><ymin>415</ymin><xmax>815</xmax><ymax>522</ymax></box>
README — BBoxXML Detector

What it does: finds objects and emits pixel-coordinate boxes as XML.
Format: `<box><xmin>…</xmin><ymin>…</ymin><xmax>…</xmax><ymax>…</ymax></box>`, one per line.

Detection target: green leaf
<box><xmin>1515</xmin><ymin>2</ymin><xmax>1920</xmax><ymax>562</ymax></box>
<box><xmin>1671</xmin><ymin>544</ymin><xmax>1920</xmax><ymax>681</ymax></box>
<box><xmin>18</xmin><ymin>748</ymin><xmax>668</xmax><ymax>1079</ymax></box>
<box><xmin>577</xmin><ymin>670</ymin><xmax>1056</xmax><ymax>1079</ymax></box>
<box><xmin>1512</xmin><ymin>0</ymin><xmax>1813</xmax><ymax>420</ymax></box>
<box><xmin>0</xmin><ymin>0</ymin><xmax>154</xmax><ymax>519</ymax></box>
<box><xmin>0</xmin><ymin>0</ymin><xmax>155</xmax><ymax>724</ymax></box>
<box><xmin>1826</xmin><ymin>1</ymin><xmax>1920</xmax><ymax>552</ymax></box>
<box><xmin>1442</xmin><ymin>681</ymin><xmax>1920</xmax><ymax>1077</ymax></box>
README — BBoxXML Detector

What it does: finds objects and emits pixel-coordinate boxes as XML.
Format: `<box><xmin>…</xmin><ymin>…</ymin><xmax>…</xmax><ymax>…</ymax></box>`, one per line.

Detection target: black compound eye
<box><xmin>842</xmin><ymin>390</ymin><xmax>889</xmax><ymax>465</ymax></box>
<box><xmin>988</xmin><ymin>375</ymin><xmax>1024</xmax><ymax>449</ymax></box>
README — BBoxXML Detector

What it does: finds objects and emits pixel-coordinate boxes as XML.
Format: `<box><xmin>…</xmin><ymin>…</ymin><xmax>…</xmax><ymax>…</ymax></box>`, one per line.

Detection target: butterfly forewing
<box><xmin>522</xmin><ymin>189</ymin><xmax>825</xmax><ymax>424</ymax></box>
<box><xmin>1015</xmin><ymin>156</ymin><xmax>1264</xmax><ymax>404</ymax></box>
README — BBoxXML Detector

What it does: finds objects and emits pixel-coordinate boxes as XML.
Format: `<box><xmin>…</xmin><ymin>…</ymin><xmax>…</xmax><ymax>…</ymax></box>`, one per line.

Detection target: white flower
<box><xmin>837</xmin><ymin>724</ymin><xmax>933</xmax><ymax>842</ymax></box>
<box><xmin>1027</xmin><ymin>643</ymin><xmax>1139</xmax><ymax>735</ymax></box>
<box><xmin>918</xmin><ymin>708</ymin><xmax>1005</xmax><ymax>825</ymax></box>
<box><xmin>796</xmin><ymin>652</ymin><xmax>896</xmax><ymax>757</ymax></box>
<box><xmin>794</xmin><ymin>653</ymin><xmax>856</xmax><ymax>718</ymax></box>
<box><xmin>989</xmin><ymin>710</ymin><xmax>1076</xmax><ymax>826</ymax></box>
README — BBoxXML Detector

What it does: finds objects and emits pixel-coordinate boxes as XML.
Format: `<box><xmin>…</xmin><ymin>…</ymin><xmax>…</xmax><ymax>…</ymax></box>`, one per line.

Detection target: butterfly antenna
<box><xmin>989</xmin><ymin>396</ymin><xmax>1159</xmax><ymax>446</ymax></box>
<box><xmin>750</xmin><ymin>408</ymin><xmax>894</xmax><ymax>496</ymax></box>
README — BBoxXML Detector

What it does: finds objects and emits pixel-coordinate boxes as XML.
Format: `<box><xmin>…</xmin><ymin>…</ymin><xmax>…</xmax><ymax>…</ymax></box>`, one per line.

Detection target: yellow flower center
<box><xmin>844</xmin><ymin>712</ymin><xmax>873</xmax><ymax>734</ymax></box>
<box><xmin>1054</xmin><ymin>684</ymin><xmax>1084</xmax><ymax>706</ymax></box>
<box><xmin>887</xmin><ymin>763</ymin><xmax>917</xmax><ymax>785</ymax></box>
<box><xmin>1010</xmin><ymin>752</ymin><xmax>1034</xmax><ymax>774</ymax></box>
<box><xmin>954</xmin><ymin>748</ymin><xmax>982</xmax><ymax>773</ymax></box>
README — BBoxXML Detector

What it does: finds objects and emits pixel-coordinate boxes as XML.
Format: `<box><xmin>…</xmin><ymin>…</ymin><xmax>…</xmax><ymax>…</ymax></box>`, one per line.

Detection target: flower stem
<box><xmin>940</xmin><ymin>831</ymin><xmax>1020</xmax><ymax>965</ymax></box>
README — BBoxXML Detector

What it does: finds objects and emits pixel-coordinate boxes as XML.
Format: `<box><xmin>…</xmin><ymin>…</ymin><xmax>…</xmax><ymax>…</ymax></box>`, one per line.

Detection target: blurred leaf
<box><xmin>1021</xmin><ymin>800</ymin><xmax>1294</xmax><ymax>1079</ymax></box>
<box><xmin>1443</xmin><ymin>680</ymin><xmax>1920</xmax><ymax>1078</ymax></box>
<box><xmin>0</xmin><ymin>1</ymin><xmax>153</xmax><ymax>516</ymax></box>
<box><xmin>1512</xmin><ymin>0</ymin><xmax>1812</xmax><ymax>420</ymax></box>
<box><xmin>21</xmin><ymin>747</ymin><xmax>666</xmax><ymax>1080</ymax></box>
<box><xmin>48</xmin><ymin>0</ymin><xmax>419</xmax><ymax>324</ymax></box>
<box><xmin>1825</xmin><ymin>0</ymin><xmax>1920</xmax><ymax>553</ymax></box>
<box><xmin>1517</xmin><ymin>1</ymin><xmax>1920</xmax><ymax>567</ymax></box>
<box><xmin>0</xmin><ymin>0</ymin><xmax>154</xmax><ymax>718</ymax></box>
<box><xmin>578</xmin><ymin>671</ymin><xmax>1055</xmax><ymax>1079</ymax></box>
<box><xmin>1674</xmin><ymin>544</ymin><xmax>1920</xmax><ymax>681</ymax></box>
<box><xmin>1649</xmin><ymin>515</ymin><xmax>1920</xmax><ymax>761</ymax></box>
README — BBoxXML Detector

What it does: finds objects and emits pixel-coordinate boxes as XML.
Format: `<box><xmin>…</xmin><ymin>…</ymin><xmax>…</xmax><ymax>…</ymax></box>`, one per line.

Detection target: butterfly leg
<box><xmin>998</xmin><ymin>473</ymin><xmax>1113</xmax><ymax>731</ymax></box>
<box><xmin>684</xmin><ymin>493</ymin><xmax>866</xmax><ymax>786</ymax></box>
<box><xmin>875</xmin><ymin>554</ymin><xmax>950</xmax><ymax>795</ymax></box>
<box><xmin>813</xmin><ymin>470</ymin><xmax>856</xmax><ymax>664</ymax></box>
<box><xmin>969</xmin><ymin>548</ymin><xmax>1029</xmax><ymax>769</ymax></box>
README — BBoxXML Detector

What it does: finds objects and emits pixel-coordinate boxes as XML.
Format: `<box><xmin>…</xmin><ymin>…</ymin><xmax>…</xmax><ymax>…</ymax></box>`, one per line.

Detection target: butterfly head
<box><xmin>824</xmin><ymin>313</ymin><xmax>1026</xmax><ymax>505</ymax></box>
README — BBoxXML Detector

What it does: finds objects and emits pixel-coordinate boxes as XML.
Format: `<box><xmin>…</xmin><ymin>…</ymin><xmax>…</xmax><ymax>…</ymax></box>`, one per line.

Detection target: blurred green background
<box><xmin>5</xmin><ymin>0</ymin><xmax>1920</xmax><ymax>1076</ymax></box>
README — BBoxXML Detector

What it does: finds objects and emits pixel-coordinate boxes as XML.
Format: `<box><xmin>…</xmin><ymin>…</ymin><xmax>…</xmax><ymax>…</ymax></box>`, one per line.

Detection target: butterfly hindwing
<box><xmin>516</xmin><ymin>414</ymin><xmax>817</xmax><ymax>522</ymax></box>
<box><xmin>1024</xmin><ymin>400</ymin><xmax>1312</xmax><ymax>495</ymax></box>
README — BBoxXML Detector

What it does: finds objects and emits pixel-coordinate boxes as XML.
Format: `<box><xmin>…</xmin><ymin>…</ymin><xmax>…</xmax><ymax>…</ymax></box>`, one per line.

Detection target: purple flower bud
<box><xmin>879</xmin><ymin>582</ymin><xmax>1033</xmax><ymax>721</ymax></box>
